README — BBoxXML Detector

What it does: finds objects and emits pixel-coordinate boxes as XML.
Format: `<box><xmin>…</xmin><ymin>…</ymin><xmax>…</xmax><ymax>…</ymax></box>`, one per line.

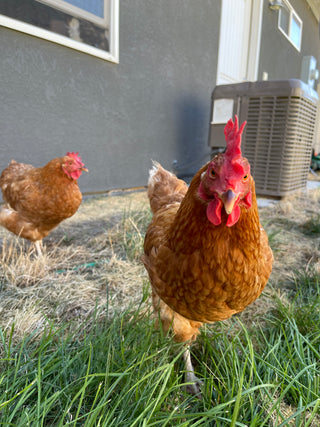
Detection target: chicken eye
<box><xmin>243</xmin><ymin>174</ymin><xmax>249</xmax><ymax>181</ymax></box>
<box><xmin>210</xmin><ymin>169</ymin><xmax>216</xmax><ymax>179</ymax></box>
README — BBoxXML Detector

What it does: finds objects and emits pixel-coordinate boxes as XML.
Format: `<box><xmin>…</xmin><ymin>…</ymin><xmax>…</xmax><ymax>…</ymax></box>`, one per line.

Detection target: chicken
<box><xmin>0</xmin><ymin>152</ymin><xmax>87</xmax><ymax>255</ymax></box>
<box><xmin>142</xmin><ymin>116</ymin><xmax>273</xmax><ymax>395</ymax></box>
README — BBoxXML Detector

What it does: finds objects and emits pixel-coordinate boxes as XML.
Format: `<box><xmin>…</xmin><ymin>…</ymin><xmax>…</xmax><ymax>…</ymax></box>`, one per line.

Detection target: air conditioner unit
<box><xmin>208</xmin><ymin>79</ymin><xmax>319</xmax><ymax>197</ymax></box>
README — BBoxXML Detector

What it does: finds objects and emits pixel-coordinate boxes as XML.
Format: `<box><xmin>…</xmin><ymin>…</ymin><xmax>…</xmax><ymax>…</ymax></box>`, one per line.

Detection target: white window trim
<box><xmin>278</xmin><ymin>0</ymin><xmax>302</xmax><ymax>52</ymax></box>
<box><xmin>247</xmin><ymin>0</ymin><xmax>263</xmax><ymax>82</ymax></box>
<box><xmin>0</xmin><ymin>0</ymin><xmax>119</xmax><ymax>63</ymax></box>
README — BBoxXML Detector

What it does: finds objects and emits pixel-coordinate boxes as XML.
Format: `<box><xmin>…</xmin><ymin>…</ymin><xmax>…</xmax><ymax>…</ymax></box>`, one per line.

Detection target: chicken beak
<box><xmin>81</xmin><ymin>167</ymin><xmax>89</xmax><ymax>172</ymax></box>
<box><xmin>220</xmin><ymin>189</ymin><xmax>237</xmax><ymax>215</ymax></box>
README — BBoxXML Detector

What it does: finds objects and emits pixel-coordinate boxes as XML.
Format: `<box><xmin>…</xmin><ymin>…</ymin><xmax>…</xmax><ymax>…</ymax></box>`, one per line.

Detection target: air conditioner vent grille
<box><xmin>209</xmin><ymin>80</ymin><xmax>319</xmax><ymax>197</ymax></box>
<box><xmin>242</xmin><ymin>95</ymin><xmax>317</xmax><ymax>196</ymax></box>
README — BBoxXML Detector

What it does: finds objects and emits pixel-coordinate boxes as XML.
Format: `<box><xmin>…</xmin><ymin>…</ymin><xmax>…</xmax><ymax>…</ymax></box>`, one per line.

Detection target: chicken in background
<box><xmin>142</xmin><ymin>116</ymin><xmax>273</xmax><ymax>395</ymax></box>
<box><xmin>0</xmin><ymin>152</ymin><xmax>87</xmax><ymax>255</ymax></box>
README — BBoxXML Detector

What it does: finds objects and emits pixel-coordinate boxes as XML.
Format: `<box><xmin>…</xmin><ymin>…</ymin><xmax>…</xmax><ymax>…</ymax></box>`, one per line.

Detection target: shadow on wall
<box><xmin>173</xmin><ymin>94</ymin><xmax>211</xmax><ymax>179</ymax></box>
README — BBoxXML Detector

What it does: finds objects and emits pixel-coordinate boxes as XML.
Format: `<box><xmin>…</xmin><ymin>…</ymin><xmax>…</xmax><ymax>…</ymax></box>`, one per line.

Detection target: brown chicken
<box><xmin>142</xmin><ymin>116</ymin><xmax>273</xmax><ymax>394</ymax></box>
<box><xmin>0</xmin><ymin>152</ymin><xmax>87</xmax><ymax>255</ymax></box>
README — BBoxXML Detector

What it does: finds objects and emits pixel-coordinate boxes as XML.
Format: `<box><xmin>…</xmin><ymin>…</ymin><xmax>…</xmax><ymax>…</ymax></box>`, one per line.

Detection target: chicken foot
<box><xmin>182</xmin><ymin>346</ymin><xmax>203</xmax><ymax>396</ymax></box>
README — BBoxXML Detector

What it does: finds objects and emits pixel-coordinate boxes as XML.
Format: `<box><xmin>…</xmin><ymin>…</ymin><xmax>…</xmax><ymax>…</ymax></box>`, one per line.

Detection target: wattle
<box><xmin>204</xmin><ymin>190</ymin><xmax>252</xmax><ymax>227</ymax></box>
<box><xmin>70</xmin><ymin>170</ymin><xmax>81</xmax><ymax>180</ymax></box>
<box><xmin>206</xmin><ymin>197</ymin><xmax>241</xmax><ymax>227</ymax></box>
<box><xmin>226</xmin><ymin>205</ymin><xmax>241</xmax><ymax>227</ymax></box>
<box><xmin>206</xmin><ymin>198</ymin><xmax>223</xmax><ymax>226</ymax></box>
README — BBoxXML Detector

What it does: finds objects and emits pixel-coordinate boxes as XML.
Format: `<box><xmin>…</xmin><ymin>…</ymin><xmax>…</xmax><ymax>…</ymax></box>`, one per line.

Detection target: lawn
<box><xmin>0</xmin><ymin>177</ymin><xmax>319</xmax><ymax>426</ymax></box>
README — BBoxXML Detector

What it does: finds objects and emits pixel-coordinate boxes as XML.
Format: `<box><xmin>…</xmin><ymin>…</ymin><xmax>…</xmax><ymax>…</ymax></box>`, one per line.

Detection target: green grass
<box><xmin>0</xmin><ymin>269</ymin><xmax>319</xmax><ymax>426</ymax></box>
<box><xmin>300</xmin><ymin>215</ymin><xmax>320</xmax><ymax>236</ymax></box>
<box><xmin>0</xmin><ymin>190</ymin><xmax>320</xmax><ymax>426</ymax></box>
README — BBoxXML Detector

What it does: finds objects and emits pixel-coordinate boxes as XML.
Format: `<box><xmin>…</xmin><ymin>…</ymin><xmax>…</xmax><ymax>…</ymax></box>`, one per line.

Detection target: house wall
<box><xmin>0</xmin><ymin>0</ymin><xmax>221</xmax><ymax>195</ymax></box>
<box><xmin>259</xmin><ymin>0</ymin><xmax>320</xmax><ymax>84</ymax></box>
<box><xmin>258</xmin><ymin>0</ymin><xmax>320</xmax><ymax>153</ymax></box>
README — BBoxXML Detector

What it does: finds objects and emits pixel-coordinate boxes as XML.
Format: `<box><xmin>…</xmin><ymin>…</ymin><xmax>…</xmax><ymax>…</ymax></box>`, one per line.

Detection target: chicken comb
<box><xmin>66</xmin><ymin>152</ymin><xmax>84</xmax><ymax>167</ymax></box>
<box><xmin>224</xmin><ymin>115</ymin><xmax>246</xmax><ymax>162</ymax></box>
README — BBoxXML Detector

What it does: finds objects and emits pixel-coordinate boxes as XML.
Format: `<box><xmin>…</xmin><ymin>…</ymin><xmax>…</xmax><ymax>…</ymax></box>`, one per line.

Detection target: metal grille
<box><xmin>208</xmin><ymin>80</ymin><xmax>319</xmax><ymax>197</ymax></box>
<box><xmin>243</xmin><ymin>95</ymin><xmax>318</xmax><ymax>196</ymax></box>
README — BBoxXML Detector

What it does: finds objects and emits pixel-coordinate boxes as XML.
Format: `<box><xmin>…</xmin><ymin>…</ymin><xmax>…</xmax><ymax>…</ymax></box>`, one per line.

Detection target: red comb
<box><xmin>66</xmin><ymin>152</ymin><xmax>84</xmax><ymax>166</ymax></box>
<box><xmin>224</xmin><ymin>115</ymin><xmax>246</xmax><ymax>161</ymax></box>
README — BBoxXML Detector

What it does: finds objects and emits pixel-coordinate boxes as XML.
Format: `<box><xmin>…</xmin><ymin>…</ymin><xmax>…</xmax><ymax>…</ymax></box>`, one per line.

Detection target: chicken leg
<box><xmin>34</xmin><ymin>240</ymin><xmax>43</xmax><ymax>257</ymax></box>
<box><xmin>183</xmin><ymin>346</ymin><xmax>203</xmax><ymax>396</ymax></box>
<box><xmin>152</xmin><ymin>293</ymin><xmax>203</xmax><ymax>395</ymax></box>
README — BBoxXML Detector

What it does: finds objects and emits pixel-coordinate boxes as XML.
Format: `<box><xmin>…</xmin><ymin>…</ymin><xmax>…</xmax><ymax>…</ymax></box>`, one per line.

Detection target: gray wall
<box><xmin>0</xmin><ymin>0</ymin><xmax>221</xmax><ymax>194</ymax></box>
<box><xmin>259</xmin><ymin>0</ymin><xmax>320</xmax><ymax>83</ymax></box>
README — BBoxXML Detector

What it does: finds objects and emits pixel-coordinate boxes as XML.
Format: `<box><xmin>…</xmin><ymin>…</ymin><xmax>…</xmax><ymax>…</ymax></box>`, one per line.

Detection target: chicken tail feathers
<box><xmin>0</xmin><ymin>205</ymin><xmax>43</xmax><ymax>242</ymax></box>
<box><xmin>147</xmin><ymin>161</ymin><xmax>188</xmax><ymax>214</ymax></box>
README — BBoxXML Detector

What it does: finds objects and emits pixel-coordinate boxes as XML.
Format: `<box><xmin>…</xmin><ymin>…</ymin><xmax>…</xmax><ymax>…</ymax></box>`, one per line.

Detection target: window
<box><xmin>0</xmin><ymin>0</ymin><xmax>119</xmax><ymax>63</ymax></box>
<box><xmin>278</xmin><ymin>0</ymin><xmax>302</xmax><ymax>51</ymax></box>
<box><xmin>37</xmin><ymin>1</ymin><xmax>108</xmax><ymax>28</ymax></box>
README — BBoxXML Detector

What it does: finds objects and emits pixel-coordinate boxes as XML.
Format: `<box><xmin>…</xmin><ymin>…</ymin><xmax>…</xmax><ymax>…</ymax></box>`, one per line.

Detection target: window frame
<box><xmin>278</xmin><ymin>0</ymin><xmax>302</xmax><ymax>52</ymax></box>
<box><xmin>0</xmin><ymin>0</ymin><xmax>119</xmax><ymax>63</ymax></box>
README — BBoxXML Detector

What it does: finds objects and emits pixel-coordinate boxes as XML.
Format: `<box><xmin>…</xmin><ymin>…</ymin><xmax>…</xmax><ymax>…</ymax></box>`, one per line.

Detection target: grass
<box><xmin>300</xmin><ymin>214</ymin><xmax>320</xmax><ymax>236</ymax></box>
<box><xmin>0</xmin><ymin>280</ymin><xmax>319</xmax><ymax>426</ymax></box>
<box><xmin>0</xmin><ymin>185</ymin><xmax>319</xmax><ymax>425</ymax></box>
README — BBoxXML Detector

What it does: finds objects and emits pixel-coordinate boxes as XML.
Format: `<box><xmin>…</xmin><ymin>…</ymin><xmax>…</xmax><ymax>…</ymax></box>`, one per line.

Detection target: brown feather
<box><xmin>142</xmin><ymin>161</ymin><xmax>273</xmax><ymax>342</ymax></box>
<box><xmin>0</xmin><ymin>156</ymin><xmax>83</xmax><ymax>242</ymax></box>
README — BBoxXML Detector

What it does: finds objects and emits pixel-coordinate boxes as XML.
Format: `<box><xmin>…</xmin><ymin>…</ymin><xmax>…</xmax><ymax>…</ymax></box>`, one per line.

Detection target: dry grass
<box><xmin>268</xmin><ymin>393</ymin><xmax>320</xmax><ymax>427</ymax></box>
<box><xmin>259</xmin><ymin>174</ymin><xmax>320</xmax><ymax>288</ymax></box>
<box><xmin>0</xmin><ymin>190</ymin><xmax>150</xmax><ymax>343</ymax></box>
<box><xmin>0</xmin><ymin>174</ymin><xmax>319</xmax><ymax>425</ymax></box>
<box><xmin>1</xmin><ymin>176</ymin><xmax>320</xmax><ymax>344</ymax></box>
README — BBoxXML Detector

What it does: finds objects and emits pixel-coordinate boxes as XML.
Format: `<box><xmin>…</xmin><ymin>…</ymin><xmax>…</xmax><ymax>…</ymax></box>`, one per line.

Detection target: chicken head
<box><xmin>198</xmin><ymin>116</ymin><xmax>252</xmax><ymax>227</ymax></box>
<box><xmin>62</xmin><ymin>152</ymin><xmax>88</xmax><ymax>180</ymax></box>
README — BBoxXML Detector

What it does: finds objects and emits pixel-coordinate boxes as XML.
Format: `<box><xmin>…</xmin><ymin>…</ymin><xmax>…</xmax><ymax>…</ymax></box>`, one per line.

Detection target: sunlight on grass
<box><xmin>0</xmin><ymin>189</ymin><xmax>319</xmax><ymax>425</ymax></box>
<box><xmin>0</xmin><ymin>280</ymin><xmax>319</xmax><ymax>425</ymax></box>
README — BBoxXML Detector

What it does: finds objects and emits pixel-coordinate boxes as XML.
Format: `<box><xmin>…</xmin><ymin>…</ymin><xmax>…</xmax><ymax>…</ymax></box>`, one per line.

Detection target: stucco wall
<box><xmin>259</xmin><ymin>0</ymin><xmax>320</xmax><ymax>84</ymax></box>
<box><xmin>0</xmin><ymin>0</ymin><xmax>220</xmax><ymax>194</ymax></box>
